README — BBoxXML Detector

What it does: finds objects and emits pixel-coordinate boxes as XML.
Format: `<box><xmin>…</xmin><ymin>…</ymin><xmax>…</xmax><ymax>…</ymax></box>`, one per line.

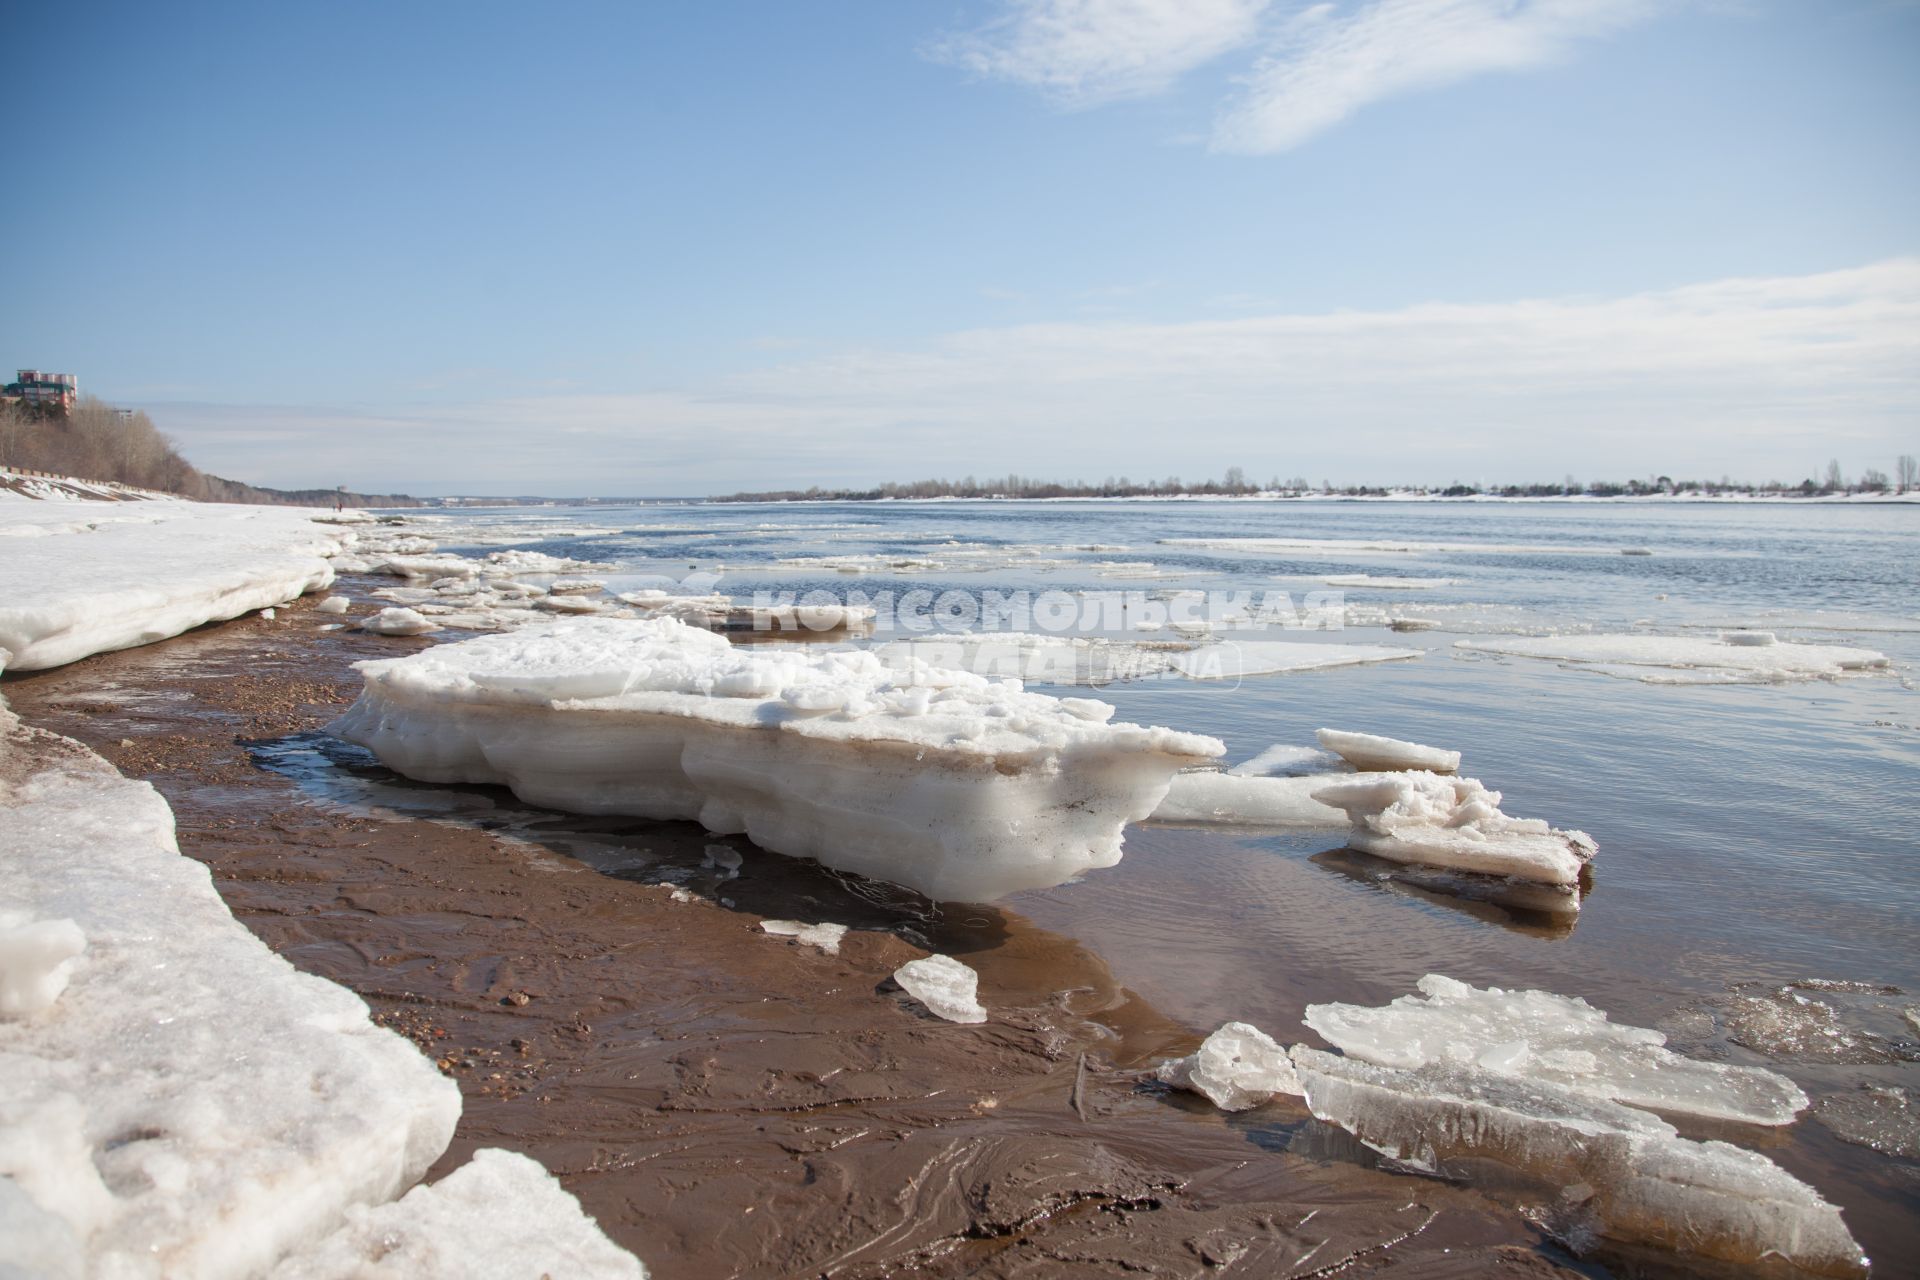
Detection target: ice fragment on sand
<box><xmin>1312</xmin><ymin>773</ymin><xmax>1595</xmax><ymax>889</ymax></box>
<box><xmin>268</xmin><ymin>1148</ymin><xmax>644</xmax><ymax>1279</ymax></box>
<box><xmin>359</xmin><ymin>606</ymin><xmax>442</xmax><ymax>636</ymax></box>
<box><xmin>0</xmin><ymin>914</ymin><xmax>86</xmax><ymax>1017</ymax></box>
<box><xmin>894</xmin><ymin>954</ymin><xmax>987</xmax><ymax>1024</ymax></box>
<box><xmin>759</xmin><ymin>920</ymin><xmax>848</xmax><ymax>955</ymax></box>
<box><xmin>1156</xmin><ymin>1022</ymin><xmax>1300</xmax><ymax>1111</ymax></box>
<box><xmin>315</xmin><ymin>596</ymin><xmax>351</xmax><ymax>614</ymax></box>
<box><xmin>332</xmin><ymin>618</ymin><xmax>1222</xmax><ymax>902</ymax></box>
<box><xmin>1289</xmin><ymin>1047</ymin><xmax>1864</xmax><ymax>1277</ymax></box>
<box><xmin>1315</xmin><ymin>728</ymin><xmax>1460</xmax><ymax>774</ymax></box>
<box><xmin>1306</xmin><ymin>975</ymin><xmax>1806</xmax><ymax>1125</ymax></box>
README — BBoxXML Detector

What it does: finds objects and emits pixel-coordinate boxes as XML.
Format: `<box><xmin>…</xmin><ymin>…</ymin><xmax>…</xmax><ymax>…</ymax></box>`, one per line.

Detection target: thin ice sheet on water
<box><xmin>1289</xmin><ymin>1048</ymin><xmax>1864</xmax><ymax>1277</ymax></box>
<box><xmin>1454</xmin><ymin>633</ymin><xmax>1891</xmax><ymax>684</ymax></box>
<box><xmin>1305</xmin><ymin>975</ymin><xmax>1806</xmax><ymax>1125</ymax></box>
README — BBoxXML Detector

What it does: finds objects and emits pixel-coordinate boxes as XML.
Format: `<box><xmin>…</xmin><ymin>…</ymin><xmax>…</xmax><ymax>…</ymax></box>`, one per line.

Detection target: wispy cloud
<box><xmin>1214</xmin><ymin>0</ymin><xmax>1660</xmax><ymax>152</ymax></box>
<box><xmin>927</xmin><ymin>0</ymin><xmax>1271</xmax><ymax>105</ymax></box>
<box><xmin>930</xmin><ymin>0</ymin><xmax>1664</xmax><ymax>150</ymax></box>
<box><xmin>143</xmin><ymin>261</ymin><xmax>1919</xmax><ymax>494</ymax></box>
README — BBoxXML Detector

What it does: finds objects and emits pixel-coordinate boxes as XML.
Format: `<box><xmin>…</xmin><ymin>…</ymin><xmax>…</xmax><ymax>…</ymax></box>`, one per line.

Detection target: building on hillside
<box><xmin>4</xmin><ymin>370</ymin><xmax>79</xmax><ymax>412</ymax></box>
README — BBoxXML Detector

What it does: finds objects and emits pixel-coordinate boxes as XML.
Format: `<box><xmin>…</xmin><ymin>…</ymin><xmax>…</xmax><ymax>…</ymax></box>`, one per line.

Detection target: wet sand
<box><xmin>3</xmin><ymin>588</ymin><xmax>1628</xmax><ymax>1278</ymax></box>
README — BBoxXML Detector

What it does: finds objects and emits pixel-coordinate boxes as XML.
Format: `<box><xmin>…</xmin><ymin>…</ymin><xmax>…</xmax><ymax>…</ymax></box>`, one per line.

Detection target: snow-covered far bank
<box><xmin>1454</xmin><ymin>633</ymin><xmax>1894</xmax><ymax>685</ymax></box>
<box><xmin>331</xmin><ymin>617</ymin><xmax>1223</xmax><ymax>902</ymax></box>
<box><xmin>0</xmin><ymin>703</ymin><xmax>645</xmax><ymax>1278</ymax></box>
<box><xmin>0</xmin><ymin>493</ymin><xmax>353</xmax><ymax>672</ymax></box>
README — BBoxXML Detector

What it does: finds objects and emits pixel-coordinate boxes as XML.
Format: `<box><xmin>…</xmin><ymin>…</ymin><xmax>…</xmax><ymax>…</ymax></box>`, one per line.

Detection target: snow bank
<box><xmin>0</xmin><ymin>497</ymin><xmax>349</xmax><ymax>670</ymax></box>
<box><xmin>1455</xmin><ymin>634</ymin><xmax>1892</xmax><ymax>684</ymax></box>
<box><xmin>1315</xmin><ymin>728</ymin><xmax>1459</xmax><ymax>774</ymax></box>
<box><xmin>1305</xmin><ymin>975</ymin><xmax>1806</xmax><ymax>1126</ymax></box>
<box><xmin>893</xmin><ymin>955</ymin><xmax>987</xmax><ymax>1024</ymax></box>
<box><xmin>1290</xmin><ymin>1048</ymin><xmax>1863</xmax><ymax>1276</ymax></box>
<box><xmin>1155</xmin><ymin>1022</ymin><xmax>1299</xmax><ymax>1110</ymax></box>
<box><xmin>267</xmin><ymin>1149</ymin><xmax>643</xmax><ymax>1280</ymax></box>
<box><xmin>1312</xmin><ymin>773</ymin><xmax>1596</xmax><ymax>893</ymax></box>
<box><xmin>332</xmin><ymin>618</ymin><xmax>1222</xmax><ymax>901</ymax></box>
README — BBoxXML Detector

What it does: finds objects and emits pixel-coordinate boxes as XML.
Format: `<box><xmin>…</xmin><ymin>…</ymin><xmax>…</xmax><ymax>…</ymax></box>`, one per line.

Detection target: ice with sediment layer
<box><xmin>893</xmin><ymin>954</ymin><xmax>987</xmax><ymax>1024</ymax></box>
<box><xmin>1315</xmin><ymin>728</ymin><xmax>1460</xmax><ymax>774</ymax></box>
<box><xmin>1312</xmin><ymin>772</ymin><xmax>1596</xmax><ymax>889</ymax></box>
<box><xmin>331</xmin><ymin>618</ymin><xmax>1222</xmax><ymax>901</ymax></box>
<box><xmin>266</xmin><ymin>1148</ymin><xmax>645</xmax><ymax>1280</ymax></box>
<box><xmin>1453</xmin><ymin>633</ymin><xmax>1891</xmax><ymax>684</ymax></box>
<box><xmin>1155</xmin><ymin>1022</ymin><xmax>1300</xmax><ymax>1111</ymax></box>
<box><xmin>1289</xmin><ymin>1047</ymin><xmax>1864</xmax><ymax>1277</ymax></box>
<box><xmin>1305</xmin><ymin>975</ymin><xmax>1806</xmax><ymax>1126</ymax></box>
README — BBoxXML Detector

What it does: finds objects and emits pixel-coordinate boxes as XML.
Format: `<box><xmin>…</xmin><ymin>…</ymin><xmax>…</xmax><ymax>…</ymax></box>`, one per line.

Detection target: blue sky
<box><xmin>3</xmin><ymin>0</ymin><xmax>1915</xmax><ymax>495</ymax></box>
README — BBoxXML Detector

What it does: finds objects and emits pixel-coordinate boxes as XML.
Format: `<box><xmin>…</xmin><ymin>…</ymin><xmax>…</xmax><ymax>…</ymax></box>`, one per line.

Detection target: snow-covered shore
<box><xmin>0</xmin><ymin>490</ymin><xmax>352</xmax><ymax>671</ymax></box>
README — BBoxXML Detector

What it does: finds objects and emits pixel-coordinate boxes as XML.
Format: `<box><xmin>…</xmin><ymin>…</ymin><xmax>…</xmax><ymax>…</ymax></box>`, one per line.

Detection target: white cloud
<box><xmin>928</xmin><ymin>0</ymin><xmax>1271</xmax><ymax>105</ymax></box>
<box><xmin>145</xmin><ymin>261</ymin><xmax>1920</xmax><ymax>494</ymax></box>
<box><xmin>1215</xmin><ymin>0</ymin><xmax>1661</xmax><ymax>151</ymax></box>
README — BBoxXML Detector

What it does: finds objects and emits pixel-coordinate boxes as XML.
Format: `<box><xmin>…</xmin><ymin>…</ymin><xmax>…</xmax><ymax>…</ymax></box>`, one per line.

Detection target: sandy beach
<box><xmin>0</xmin><ymin>582</ymin><xmax>1607</xmax><ymax>1279</ymax></box>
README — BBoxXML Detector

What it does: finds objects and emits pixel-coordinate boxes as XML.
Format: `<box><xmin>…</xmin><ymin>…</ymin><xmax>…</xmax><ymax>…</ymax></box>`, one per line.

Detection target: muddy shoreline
<box><xmin>2</xmin><ymin>588</ymin><xmax>1607</xmax><ymax>1278</ymax></box>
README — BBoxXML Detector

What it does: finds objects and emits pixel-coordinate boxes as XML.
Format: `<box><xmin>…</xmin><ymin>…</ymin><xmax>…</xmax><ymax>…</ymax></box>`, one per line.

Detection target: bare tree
<box><xmin>1824</xmin><ymin>459</ymin><xmax>1845</xmax><ymax>493</ymax></box>
<box><xmin>1898</xmin><ymin>454</ymin><xmax>1918</xmax><ymax>493</ymax></box>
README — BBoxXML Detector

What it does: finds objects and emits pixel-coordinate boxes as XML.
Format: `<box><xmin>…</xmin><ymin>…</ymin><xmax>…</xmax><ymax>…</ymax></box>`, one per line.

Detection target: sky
<box><xmin>3</xmin><ymin>0</ymin><xmax>1916</xmax><ymax>497</ymax></box>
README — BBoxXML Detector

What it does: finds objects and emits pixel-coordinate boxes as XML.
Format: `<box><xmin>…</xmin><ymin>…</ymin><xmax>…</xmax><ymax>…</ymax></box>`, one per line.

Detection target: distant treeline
<box><xmin>717</xmin><ymin>460</ymin><xmax>1919</xmax><ymax>503</ymax></box>
<box><xmin>0</xmin><ymin>397</ymin><xmax>422</xmax><ymax>507</ymax></box>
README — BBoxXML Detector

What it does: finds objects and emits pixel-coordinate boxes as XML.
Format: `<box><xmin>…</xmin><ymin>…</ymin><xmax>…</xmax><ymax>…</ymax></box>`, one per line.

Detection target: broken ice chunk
<box><xmin>315</xmin><ymin>596</ymin><xmax>351</xmax><ymax>615</ymax></box>
<box><xmin>1312</xmin><ymin>773</ymin><xmax>1595</xmax><ymax>887</ymax></box>
<box><xmin>893</xmin><ymin>954</ymin><xmax>987</xmax><ymax>1024</ymax></box>
<box><xmin>1315</xmin><ymin>728</ymin><xmax>1460</xmax><ymax>774</ymax></box>
<box><xmin>1305</xmin><ymin>975</ymin><xmax>1807</xmax><ymax>1126</ymax></box>
<box><xmin>1155</xmin><ymin>1022</ymin><xmax>1300</xmax><ymax>1111</ymax></box>
<box><xmin>759</xmin><ymin>920</ymin><xmax>848</xmax><ymax>955</ymax></box>
<box><xmin>1289</xmin><ymin>1048</ymin><xmax>1864</xmax><ymax>1277</ymax></box>
<box><xmin>0</xmin><ymin>915</ymin><xmax>87</xmax><ymax>1017</ymax></box>
<box><xmin>358</xmin><ymin>607</ymin><xmax>442</xmax><ymax>637</ymax></box>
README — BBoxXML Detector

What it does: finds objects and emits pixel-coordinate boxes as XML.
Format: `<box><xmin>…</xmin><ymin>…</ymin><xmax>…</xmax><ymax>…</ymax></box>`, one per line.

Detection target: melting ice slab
<box><xmin>1156</xmin><ymin>1022</ymin><xmax>1300</xmax><ymax>1111</ymax></box>
<box><xmin>1313</xmin><ymin>772</ymin><xmax>1595</xmax><ymax>897</ymax></box>
<box><xmin>1306</xmin><ymin>975</ymin><xmax>1807</xmax><ymax>1126</ymax></box>
<box><xmin>332</xmin><ymin>618</ymin><xmax>1222</xmax><ymax>902</ymax></box>
<box><xmin>1315</xmin><ymin>728</ymin><xmax>1459</xmax><ymax>774</ymax></box>
<box><xmin>893</xmin><ymin>955</ymin><xmax>987</xmax><ymax>1024</ymax></box>
<box><xmin>1290</xmin><ymin>1048</ymin><xmax>1864</xmax><ymax>1277</ymax></box>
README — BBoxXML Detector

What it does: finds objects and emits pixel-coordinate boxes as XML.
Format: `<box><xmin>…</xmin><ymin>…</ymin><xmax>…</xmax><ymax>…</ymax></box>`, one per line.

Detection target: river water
<box><xmin>368</xmin><ymin>497</ymin><xmax>1920</xmax><ymax>1270</ymax></box>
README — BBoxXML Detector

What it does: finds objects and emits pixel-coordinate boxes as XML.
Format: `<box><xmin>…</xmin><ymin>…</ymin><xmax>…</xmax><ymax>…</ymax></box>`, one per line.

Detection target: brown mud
<box><xmin>1</xmin><ymin>587</ymin><xmax>1617</xmax><ymax>1279</ymax></box>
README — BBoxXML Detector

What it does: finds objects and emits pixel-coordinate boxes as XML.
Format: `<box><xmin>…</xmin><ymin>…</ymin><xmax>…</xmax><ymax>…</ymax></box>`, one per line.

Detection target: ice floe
<box><xmin>331</xmin><ymin>618</ymin><xmax>1223</xmax><ymax>901</ymax></box>
<box><xmin>359</xmin><ymin>606</ymin><xmax>442</xmax><ymax>636</ymax></box>
<box><xmin>1315</xmin><ymin>728</ymin><xmax>1459</xmax><ymax>774</ymax></box>
<box><xmin>1814</xmin><ymin>1085</ymin><xmax>1919</xmax><ymax>1159</ymax></box>
<box><xmin>1150</xmin><ymin>771</ymin><xmax>1348</xmax><ymax>826</ymax></box>
<box><xmin>893</xmin><ymin>954</ymin><xmax>987</xmax><ymax>1024</ymax></box>
<box><xmin>1226</xmin><ymin>743</ymin><xmax>1343</xmax><ymax>777</ymax></box>
<box><xmin>1454</xmin><ymin>633</ymin><xmax>1892</xmax><ymax>684</ymax></box>
<box><xmin>0</xmin><ymin>497</ymin><xmax>349</xmax><ymax>671</ymax></box>
<box><xmin>1312</xmin><ymin>773</ymin><xmax>1596</xmax><ymax>897</ymax></box>
<box><xmin>1155</xmin><ymin>1022</ymin><xmax>1300</xmax><ymax>1110</ymax></box>
<box><xmin>1304</xmin><ymin>975</ymin><xmax>1807</xmax><ymax>1125</ymax></box>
